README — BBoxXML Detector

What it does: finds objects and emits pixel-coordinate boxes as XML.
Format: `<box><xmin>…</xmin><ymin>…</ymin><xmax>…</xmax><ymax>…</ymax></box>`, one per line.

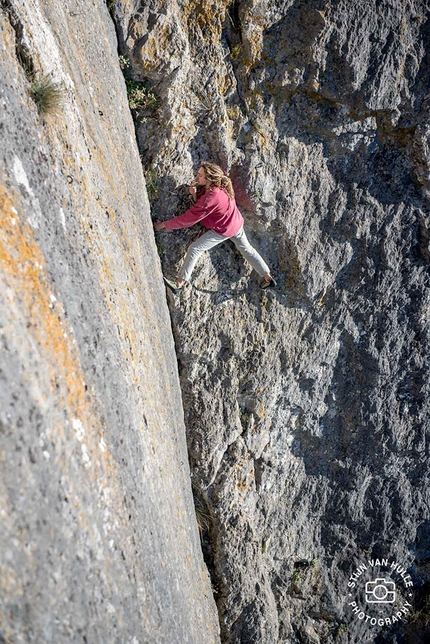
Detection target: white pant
<box><xmin>178</xmin><ymin>225</ymin><xmax>270</xmax><ymax>282</ymax></box>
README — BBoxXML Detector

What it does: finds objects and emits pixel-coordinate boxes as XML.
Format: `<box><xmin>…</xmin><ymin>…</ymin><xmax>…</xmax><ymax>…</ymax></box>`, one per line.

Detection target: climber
<box><xmin>153</xmin><ymin>161</ymin><xmax>276</xmax><ymax>292</ymax></box>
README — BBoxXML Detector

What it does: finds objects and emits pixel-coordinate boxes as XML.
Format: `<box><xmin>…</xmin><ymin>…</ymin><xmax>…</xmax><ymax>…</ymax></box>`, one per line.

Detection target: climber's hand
<box><xmin>153</xmin><ymin>220</ymin><xmax>166</xmax><ymax>231</ymax></box>
<box><xmin>189</xmin><ymin>184</ymin><xmax>197</xmax><ymax>200</ymax></box>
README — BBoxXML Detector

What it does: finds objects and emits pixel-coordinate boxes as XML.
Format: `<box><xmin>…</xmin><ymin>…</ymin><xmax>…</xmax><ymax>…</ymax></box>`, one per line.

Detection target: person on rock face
<box><xmin>153</xmin><ymin>161</ymin><xmax>276</xmax><ymax>292</ymax></box>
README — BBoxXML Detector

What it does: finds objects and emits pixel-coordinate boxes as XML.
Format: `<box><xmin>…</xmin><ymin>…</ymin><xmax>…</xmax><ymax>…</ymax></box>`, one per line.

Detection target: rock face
<box><xmin>114</xmin><ymin>1</ymin><xmax>430</xmax><ymax>642</ymax></box>
<box><xmin>0</xmin><ymin>1</ymin><xmax>219</xmax><ymax>642</ymax></box>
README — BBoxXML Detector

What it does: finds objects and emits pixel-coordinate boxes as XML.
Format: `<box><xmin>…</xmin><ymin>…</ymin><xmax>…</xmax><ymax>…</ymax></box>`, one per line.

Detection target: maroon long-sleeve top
<box><xmin>164</xmin><ymin>186</ymin><xmax>244</xmax><ymax>237</ymax></box>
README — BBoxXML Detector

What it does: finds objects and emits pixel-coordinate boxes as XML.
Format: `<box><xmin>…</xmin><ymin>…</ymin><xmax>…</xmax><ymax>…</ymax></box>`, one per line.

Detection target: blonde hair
<box><xmin>201</xmin><ymin>161</ymin><xmax>235</xmax><ymax>199</ymax></box>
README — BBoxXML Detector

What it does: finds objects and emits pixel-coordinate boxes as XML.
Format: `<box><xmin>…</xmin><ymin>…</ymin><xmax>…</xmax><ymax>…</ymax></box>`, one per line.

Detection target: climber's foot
<box><xmin>163</xmin><ymin>276</ymin><xmax>185</xmax><ymax>293</ymax></box>
<box><xmin>260</xmin><ymin>275</ymin><xmax>277</xmax><ymax>289</ymax></box>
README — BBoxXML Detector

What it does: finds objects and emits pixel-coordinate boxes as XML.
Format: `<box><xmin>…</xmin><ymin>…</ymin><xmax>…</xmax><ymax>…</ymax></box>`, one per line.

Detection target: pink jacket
<box><xmin>164</xmin><ymin>187</ymin><xmax>244</xmax><ymax>237</ymax></box>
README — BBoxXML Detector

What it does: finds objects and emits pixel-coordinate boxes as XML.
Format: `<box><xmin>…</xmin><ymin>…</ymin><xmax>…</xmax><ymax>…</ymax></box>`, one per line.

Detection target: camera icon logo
<box><xmin>365</xmin><ymin>578</ymin><xmax>396</xmax><ymax>603</ymax></box>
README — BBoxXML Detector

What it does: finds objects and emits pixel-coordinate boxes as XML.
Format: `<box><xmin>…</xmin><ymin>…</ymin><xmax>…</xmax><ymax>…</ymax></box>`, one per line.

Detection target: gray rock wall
<box><xmin>115</xmin><ymin>1</ymin><xmax>430</xmax><ymax>642</ymax></box>
<box><xmin>0</xmin><ymin>1</ymin><xmax>219</xmax><ymax>642</ymax></box>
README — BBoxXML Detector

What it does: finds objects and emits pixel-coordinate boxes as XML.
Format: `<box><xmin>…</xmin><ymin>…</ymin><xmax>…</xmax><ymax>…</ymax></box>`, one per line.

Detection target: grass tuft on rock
<box><xmin>30</xmin><ymin>73</ymin><xmax>64</xmax><ymax>115</ymax></box>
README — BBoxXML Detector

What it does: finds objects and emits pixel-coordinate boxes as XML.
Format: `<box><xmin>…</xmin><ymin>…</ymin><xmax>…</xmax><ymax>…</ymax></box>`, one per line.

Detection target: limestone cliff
<box><xmin>0</xmin><ymin>1</ymin><xmax>219</xmax><ymax>642</ymax></box>
<box><xmin>114</xmin><ymin>1</ymin><xmax>430</xmax><ymax>643</ymax></box>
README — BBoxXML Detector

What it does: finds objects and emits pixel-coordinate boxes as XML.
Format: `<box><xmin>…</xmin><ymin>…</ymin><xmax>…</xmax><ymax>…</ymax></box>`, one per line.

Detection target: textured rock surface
<box><xmin>0</xmin><ymin>1</ymin><xmax>219</xmax><ymax>642</ymax></box>
<box><xmin>115</xmin><ymin>1</ymin><xmax>430</xmax><ymax>642</ymax></box>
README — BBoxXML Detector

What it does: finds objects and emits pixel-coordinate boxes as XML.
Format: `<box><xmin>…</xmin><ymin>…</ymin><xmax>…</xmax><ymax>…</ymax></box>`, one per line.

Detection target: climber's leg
<box><xmin>230</xmin><ymin>226</ymin><xmax>271</xmax><ymax>277</ymax></box>
<box><xmin>231</xmin><ymin>226</ymin><xmax>276</xmax><ymax>288</ymax></box>
<box><xmin>178</xmin><ymin>229</ymin><xmax>227</xmax><ymax>282</ymax></box>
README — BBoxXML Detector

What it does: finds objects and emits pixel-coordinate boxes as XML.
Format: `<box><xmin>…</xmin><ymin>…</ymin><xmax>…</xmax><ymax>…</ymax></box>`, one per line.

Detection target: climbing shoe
<box><xmin>260</xmin><ymin>276</ymin><xmax>277</xmax><ymax>289</ymax></box>
<box><xmin>163</xmin><ymin>276</ymin><xmax>184</xmax><ymax>293</ymax></box>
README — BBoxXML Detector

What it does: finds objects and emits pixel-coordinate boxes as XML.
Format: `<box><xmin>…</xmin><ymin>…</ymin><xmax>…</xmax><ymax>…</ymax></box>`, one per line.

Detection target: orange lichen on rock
<box><xmin>238</xmin><ymin>4</ymin><xmax>267</xmax><ymax>70</ymax></box>
<box><xmin>0</xmin><ymin>185</ymin><xmax>81</xmax><ymax>413</ymax></box>
<box><xmin>0</xmin><ymin>181</ymin><xmax>113</xmax><ymax>477</ymax></box>
<box><xmin>182</xmin><ymin>0</ymin><xmax>232</xmax><ymax>45</ymax></box>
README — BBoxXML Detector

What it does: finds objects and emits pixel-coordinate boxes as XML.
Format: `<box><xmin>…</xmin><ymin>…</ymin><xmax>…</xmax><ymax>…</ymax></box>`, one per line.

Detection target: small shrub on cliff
<box><xmin>144</xmin><ymin>169</ymin><xmax>159</xmax><ymax>201</ymax></box>
<box><xmin>125</xmin><ymin>78</ymin><xmax>158</xmax><ymax>112</ymax></box>
<box><xmin>30</xmin><ymin>73</ymin><xmax>63</xmax><ymax>115</ymax></box>
<box><xmin>191</xmin><ymin>484</ymin><xmax>212</xmax><ymax>537</ymax></box>
<box><xmin>226</xmin><ymin>104</ymin><xmax>242</xmax><ymax>121</ymax></box>
<box><xmin>410</xmin><ymin>593</ymin><xmax>430</xmax><ymax>625</ymax></box>
<box><xmin>292</xmin><ymin>569</ymin><xmax>302</xmax><ymax>583</ymax></box>
<box><xmin>119</xmin><ymin>55</ymin><xmax>130</xmax><ymax>71</ymax></box>
<box><xmin>195</xmin><ymin>504</ymin><xmax>212</xmax><ymax>535</ymax></box>
<box><xmin>155</xmin><ymin>240</ymin><xmax>165</xmax><ymax>261</ymax></box>
<box><xmin>230</xmin><ymin>44</ymin><xmax>242</xmax><ymax>60</ymax></box>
